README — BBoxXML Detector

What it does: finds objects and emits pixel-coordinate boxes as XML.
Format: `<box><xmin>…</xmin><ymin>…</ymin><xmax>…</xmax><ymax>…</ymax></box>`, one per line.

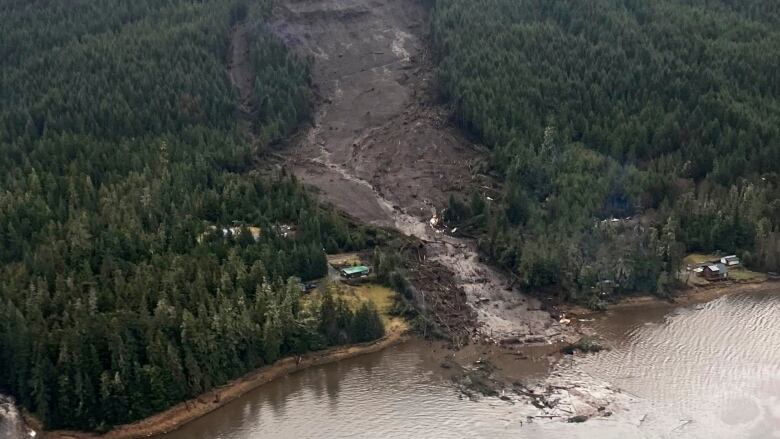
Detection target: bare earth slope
<box><xmin>228</xmin><ymin>22</ymin><xmax>253</xmax><ymax>116</ymax></box>
<box><xmin>273</xmin><ymin>0</ymin><xmax>568</xmax><ymax>344</ymax></box>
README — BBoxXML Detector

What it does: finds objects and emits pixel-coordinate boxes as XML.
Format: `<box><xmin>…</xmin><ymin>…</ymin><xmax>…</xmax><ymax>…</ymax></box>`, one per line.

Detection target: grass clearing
<box><xmin>326</xmin><ymin>252</ymin><xmax>364</xmax><ymax>267</ymax></box>
<box><xmin>729</xmin><ymin>267</ymin><xmax>767</xmax><ymax>282</ymax></box>
<box><xmin>682</xmin><ymin>253</ymin><xmax>767</xmax><ymax>283</ymax></box>
<box><xmin>304</xmin><ymin>283</ymin><xmax>408</xmax><ymax>332</ymax></box>
<box><xmin>683</xmin><ymin>253</ymin><xmax>719</xmax><ymax>265</ymax></box>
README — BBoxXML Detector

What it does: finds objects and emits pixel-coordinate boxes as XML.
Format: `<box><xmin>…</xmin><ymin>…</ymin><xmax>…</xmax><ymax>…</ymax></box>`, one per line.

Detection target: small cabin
<box><xmin>702</xmin><ymin>264</ymin><xmax>728</xmax><ymax>281</ymax></box>
<box><xmin>197</xmin><ymin>225</ymin><xmax>261</xmax><ymax>243</ymax></box>
<box><xmin>340</xmin><ymin>265</ymin><xmax>371</xmax><ymax>279</ymax></box>
<box><xmin>274</xmin><ymin>224</ymin><xmax>297</xmax><ymax>239</ymax></box>
<box><xmin>720</xmin><ymin>255</ymin><xmax>740</xmax><ymax>266</ymax></box>
<box><xmin>222</xmin><ymin>226</ymin><xmax>262</xmax><ymax>241</ymax></box>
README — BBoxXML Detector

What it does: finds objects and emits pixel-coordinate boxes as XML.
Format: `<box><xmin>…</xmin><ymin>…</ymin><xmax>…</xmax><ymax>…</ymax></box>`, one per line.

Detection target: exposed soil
<box><xmin>272</xmin><ymin>0</ymin><xmax>571</xmax><ymax>346</ymax></box>
<box><xmin>228</xmin><ymin>21</ymin><xmax>254</xmax><ymax>121</ymax></box>
<box><xmin>38</xmin><ymin>332</ymin><xmax>407</xmax><ymax>439</ymax></box>
<box><xmin>272</xmin><ymin>0</ymin><xmax>476</xmax><ymax>221</ymax></box>
<box><xmin>0</xmin><ymin>395</ymin><xmax>34</xmax><ymax>439</ymax></box>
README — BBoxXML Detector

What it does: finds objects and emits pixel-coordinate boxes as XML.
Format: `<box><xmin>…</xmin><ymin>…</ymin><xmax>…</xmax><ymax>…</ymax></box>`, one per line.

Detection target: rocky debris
<box><xmin>272</xmin><ymin>0</ymin><xmax>578</xmax><ymax>349</ymax></box>
<box><xmin>450</xmin><ymin>358</ymin><xmax>502</xmax><ymax>401</ymax></box>
<box><xmin>403</xmin><ymin>257</ymin><xmax>476</xmax><ymax>344</ymax></box>
<box><xmin>512</xmin><ymin>361</ymin><xmax>633</xmax><ymax>423</ymax></box>
<box><xmin>441</xmin><ymin>353</ymin><xmax>632</xmax><ymax>424</ymax></box>
<box><xmin>0</xmin><ymin>394</ymin><xmax>35</xmax><ymax>438</ymax></box>
<box><xmin>560</xmin><ymin>337</ymin><xmax>607</xmax><ymax>355</ymax></box>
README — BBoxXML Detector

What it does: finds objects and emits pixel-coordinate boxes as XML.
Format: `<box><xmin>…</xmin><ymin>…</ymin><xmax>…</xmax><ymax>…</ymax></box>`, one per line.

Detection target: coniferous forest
<box><xmin>432</xmin><ymin>0</ymin><xmax>780</xmax><ymax>305</ymax></box>
<box><xmin>4</xmin><ymin>0</ymin><xmax>780</xmax><ymax>431</ymax></box>
<box><xmin>0</xmin><ymin>0</ymin><xmax>382</xmax><ymax>430</ymax></box>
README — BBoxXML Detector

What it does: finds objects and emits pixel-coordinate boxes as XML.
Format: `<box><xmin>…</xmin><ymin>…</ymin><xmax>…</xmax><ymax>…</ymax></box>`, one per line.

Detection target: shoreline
<box><xmin>37</xmin><ymin>331</ymin><xmax>407</xmax><ymax>439</ymax></box>
<box><xmin>28</xmin><ymin>281</ymin><xmax>779</xmax><ymax>438</ymax></box>
<box><xmin>566</xmin><ymin>278</ymin><xmax>778</xmax><ymax>317</ymax></box>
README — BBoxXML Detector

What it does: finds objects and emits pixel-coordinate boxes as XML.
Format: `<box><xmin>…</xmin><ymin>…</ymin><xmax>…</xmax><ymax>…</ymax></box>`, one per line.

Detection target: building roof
<box><xmin>341</xmin><ymin>265</ymin><xmax>370</xmax><ymax>275</ymax></box>
<box><xmin>722</xmin><ymin>255</ymin><xmax>739</xmax><ymax>261</ymax></box>
<box><xmin>706</xmin><ymin>263</ymin><xmax>728</xmax><ymax>274</ymax></box>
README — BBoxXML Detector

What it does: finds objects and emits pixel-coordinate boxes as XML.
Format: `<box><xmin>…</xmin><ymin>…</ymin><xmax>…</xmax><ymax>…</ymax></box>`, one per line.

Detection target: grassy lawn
<box><xmin>326</xmin><ymin>252</ymin><xmax>364</xmax><ymax>267</ymax></box>
<box><xmin>682</xmin><ymin>253</ymin><xmax>767</xmax><ymax>283</ymax></box>
<box><xmin>683</xmin><ymin>253</ymin><xmax>719</xmax><ymax>265</ymax></box>
<box><xmin>305</xmin><ymin>283</ymin><xmax>408</xmax><ymax>332</ymax></box>
<box><xmin>344</xmin><ymin>284</ymin><xmax>408</xmax><ymax>332</ymax></box>
<box><xmin>729</xmin><ymin>267</ymin><xmax>767</xmax><ymax>282</ymax></box>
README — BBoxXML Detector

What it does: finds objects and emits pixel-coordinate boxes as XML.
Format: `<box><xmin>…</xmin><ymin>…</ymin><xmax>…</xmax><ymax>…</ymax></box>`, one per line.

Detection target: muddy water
<box><xmin>160</xmin><ymin>340</ymin><xmax>575</xmax><ymax>439</ymax></box>
<box><xmin>158</xmin><ymin>289</ymin><xmax>780</xmax><ymax>439</ymax></box>
<box><xmin>573</xmin><ymin>289</ymin><xmax>780</xmax><ymax>438</ymax></box>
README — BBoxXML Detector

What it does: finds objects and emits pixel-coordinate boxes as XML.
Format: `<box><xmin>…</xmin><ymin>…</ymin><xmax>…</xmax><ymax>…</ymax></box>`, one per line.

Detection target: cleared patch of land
<box><xmin>306</xmin><ymin>283</ymin><xmax>409</xmax><ymax>333</ymax></box>
<box><xmin>272</xmin><ymin>0</ymin><xmax>479</xmax><ymax>224</ymax></box>
<box><xmin>683</xmin><ymin>253</ymin><xmax>719</xmax><ymax>265</ymax></box>
<box><xmin>326</xmin><ymin>252</ymin><xmax>364</xmax><ymax>267</ymax></box>
<box><xmin>683</xmin><ymin>253</ymin><xmax>767</xmax><ymax>285</ymax></box>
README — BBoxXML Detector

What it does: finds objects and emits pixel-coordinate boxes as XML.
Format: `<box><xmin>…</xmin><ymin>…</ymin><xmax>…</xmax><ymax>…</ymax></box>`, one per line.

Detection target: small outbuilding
<box><xmin>702</xmin><ymin>263</ymin><xmax>728</xmax><ymax>281</ymax></box>
<box><xmin>720</xmin><ymin>255</ymin><xmax>740</xmax><ymax>266</ymax></box>
<box><xmin>340</xmin><ymin>265</ymin><xmax>371</xmax><ymax>279</ymax></box>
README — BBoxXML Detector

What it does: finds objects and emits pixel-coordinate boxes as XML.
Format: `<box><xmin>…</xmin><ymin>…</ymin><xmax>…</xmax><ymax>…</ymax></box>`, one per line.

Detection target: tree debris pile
<box><xmin>449</xmin><ymin>358</ymin><xmax>502</xmax><ymax>401</ymax></box>
<box><xmin>404</xmin><ymin>259</ymin><xmax>477</xmax><ymax>344</ymax></box>
<box><xmin>445</xmin><ymin>357</ymin><xmax>632</xmax><ymax>425</ymax></box>
<box><xmin>560</xmin><ymin>337</ymin><xmax>606</xmax><ymax>355</ymax></box>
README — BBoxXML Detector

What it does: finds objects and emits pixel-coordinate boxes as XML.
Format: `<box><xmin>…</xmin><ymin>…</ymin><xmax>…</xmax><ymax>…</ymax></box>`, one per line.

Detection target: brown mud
<box><xmin>0</xmin><ymin>395</ymin><xmax>35</xmax><ymax>439</ymax></box>
<box><xmin>228</xmin><ymin>21</ymin><xmax>254</xmax><ymax>124</ymax></box>
<box><xmin>271</xmin><ymin>0</ymin><xmax>572</xmax><ymax>346</ymax></box>
<box><xmin>38</xmin><ymin>332</ymin><xmax>407</xmax><ymax>439</ymax></box>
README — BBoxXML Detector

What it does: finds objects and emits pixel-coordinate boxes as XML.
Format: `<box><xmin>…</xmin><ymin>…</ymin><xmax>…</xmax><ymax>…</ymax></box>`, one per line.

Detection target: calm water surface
<box><xmin>157</xmin><ymin>289</ymin><xmax>780</xmax><ymax>438</ymax></box>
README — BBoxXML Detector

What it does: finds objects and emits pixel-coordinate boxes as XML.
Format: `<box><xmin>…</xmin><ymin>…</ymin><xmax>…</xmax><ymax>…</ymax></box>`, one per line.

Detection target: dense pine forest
<box><xmin>433</xmin><ymin>0</ymin><xmax>780</xmax><ymax>305</ymax></box>
<box><xmin>0</xmin><ymin>0</ymin><xmax>382</xmax><ymax>431</ymax></box>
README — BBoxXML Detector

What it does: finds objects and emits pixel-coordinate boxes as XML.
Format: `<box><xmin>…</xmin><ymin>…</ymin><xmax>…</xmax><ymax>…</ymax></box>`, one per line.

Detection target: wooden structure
<box><xmin>702</xmin><ymin>263</ymin><xmax>728</xmax><ymax>281</ymax></box>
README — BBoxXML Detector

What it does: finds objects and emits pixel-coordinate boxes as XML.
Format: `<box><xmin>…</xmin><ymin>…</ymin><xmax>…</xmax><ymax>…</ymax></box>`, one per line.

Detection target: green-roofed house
<box><xmin>340</xmin><ymin>265</ymin><xmax>371</xmax><ymax>279</ymax></box>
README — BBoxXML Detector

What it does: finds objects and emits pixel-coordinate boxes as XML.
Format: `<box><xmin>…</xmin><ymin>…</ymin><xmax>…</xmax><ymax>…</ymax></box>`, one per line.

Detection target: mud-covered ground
<box><xmin>0</xmin><ymin>395</ymin><xmax>33</xmax><ymax>438</ymax></box>
<box><xmin>272</xmin><ymin>0</ymin><xmax>475</xmax><ymax>222</ymax></box>
<box><xmin>271</xmin><ymin>0</ymin><xmax>573</xmax><ymax>346</ymax></box>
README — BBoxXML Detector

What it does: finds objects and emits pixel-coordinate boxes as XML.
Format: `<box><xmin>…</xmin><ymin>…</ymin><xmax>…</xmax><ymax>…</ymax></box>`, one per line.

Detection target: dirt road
<box><xmin>271</xmin><ymin>0</ymin><xmax>569</xmax><ymax>344</ymax></box>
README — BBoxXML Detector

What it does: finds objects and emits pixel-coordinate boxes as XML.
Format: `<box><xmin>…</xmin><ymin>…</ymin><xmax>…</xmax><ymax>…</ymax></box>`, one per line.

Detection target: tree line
<box><xmin>432</xmin><ymin>0</ymin><xmax>780</xmax><ymax>305</ymax></box>
<box><xmin>0</xmin><ymin>0</ymin><xmax>383</xmax><ymax>431</ymax></box>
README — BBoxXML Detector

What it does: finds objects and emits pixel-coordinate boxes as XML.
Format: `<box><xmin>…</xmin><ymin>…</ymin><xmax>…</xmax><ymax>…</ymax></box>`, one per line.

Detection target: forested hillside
<box><xmin>432</xmin><ymin>0</ymin><xmax>780</xmax><ymax>304</ymax></box>
<box><xmin>0</xmin><ymin>0</ymin><xmax>382</xmax><ymax>430</ymax></box>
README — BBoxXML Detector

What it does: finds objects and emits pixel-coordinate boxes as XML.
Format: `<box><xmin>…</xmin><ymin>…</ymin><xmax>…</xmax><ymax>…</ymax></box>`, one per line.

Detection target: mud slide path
<box><xmin>228</xmin><ymin>21</ymin><xmax>253</xmax><ymax>117</ymax></box>
<box><xmin>272</xmin><ymin>0</ymin><xmax>568</xmax><ymax>344</ymax></box>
